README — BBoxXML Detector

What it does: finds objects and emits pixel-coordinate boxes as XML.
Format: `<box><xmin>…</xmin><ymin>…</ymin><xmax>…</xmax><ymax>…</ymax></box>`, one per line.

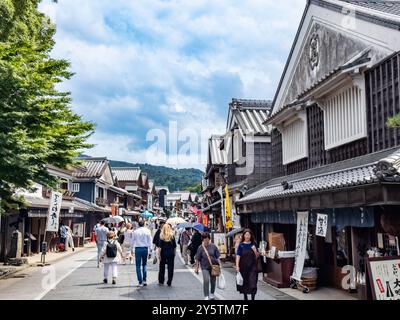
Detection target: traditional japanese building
<box><xmin>236</xmin><ymin>0</ymin><xmax>400</xmax><ymax>297</ymax></box>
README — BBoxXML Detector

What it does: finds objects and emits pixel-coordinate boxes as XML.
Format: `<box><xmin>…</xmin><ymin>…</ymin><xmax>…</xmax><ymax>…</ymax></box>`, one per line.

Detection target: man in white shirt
<box><xmin>95</xmin><ymin>221</ymin><xmax>109</xmax><ymax>268</ymax></box>
<box><xmin>131</xmin><ymin>220</ymin><xmax>152</xmax><ymax>286</ymax></box>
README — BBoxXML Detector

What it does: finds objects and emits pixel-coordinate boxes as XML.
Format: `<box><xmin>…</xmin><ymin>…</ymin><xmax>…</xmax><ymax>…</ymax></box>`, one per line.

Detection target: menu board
<box><xmin>367</xmin><ymin>257</ymin><xmax>400</xmax><ymax>300</ymax></box>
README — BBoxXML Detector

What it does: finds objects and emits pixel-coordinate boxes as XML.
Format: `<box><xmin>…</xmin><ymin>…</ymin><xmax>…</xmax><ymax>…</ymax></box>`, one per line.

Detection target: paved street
<box><xmin>0</xmin><ymin>246</ymin><xmax>293</xmax><ymax>300</ymax></box>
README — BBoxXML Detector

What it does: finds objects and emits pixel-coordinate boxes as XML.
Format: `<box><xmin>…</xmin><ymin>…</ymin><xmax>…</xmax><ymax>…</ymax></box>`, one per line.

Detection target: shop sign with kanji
<box><xmin>368</xmin><ymin>257</ymin><xmax>400</xmax><ymax>300</ymax></box>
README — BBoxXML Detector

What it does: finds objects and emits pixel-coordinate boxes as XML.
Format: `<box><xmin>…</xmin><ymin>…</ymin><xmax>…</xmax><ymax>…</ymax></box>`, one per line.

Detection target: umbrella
<box><xmin>226</xmin><ymin>228</ymin><xmax>244</xmax><ymax>238</ymax></box>
<box><xmin>192</xmin><ymin>223</ymin><xmax>210</xmax><ymax>233</ymax></box>
<box><xmin>141</xmin><ymin>211</ymin><xmax>154</xmax><ymax>219</ymax></box>
<box><xmin>177</xmin><ymin>223</ymin><xmax>194</xmax><ymax>229</ymax></box>
<box><xmin>166</xmin><ymin>217</ymin><xmax>186</xmax><ymax>225</ymax></box>
<box><xmin>102</xmin><ymin>216</ymin><xmax>124</xmax><ymax>225</ymax></box>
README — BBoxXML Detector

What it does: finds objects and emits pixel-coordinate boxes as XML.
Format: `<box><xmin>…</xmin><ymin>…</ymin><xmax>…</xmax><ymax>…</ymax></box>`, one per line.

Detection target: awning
<box><xmin>251</xmin><ymin>207</ymin><xmax>375</xmax><ymax>229</ymax></box>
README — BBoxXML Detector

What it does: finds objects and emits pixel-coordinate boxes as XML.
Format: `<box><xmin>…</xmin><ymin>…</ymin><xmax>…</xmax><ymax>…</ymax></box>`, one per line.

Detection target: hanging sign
<box><xmin>367</xmin><ymin>257</ymin><xmax>400</xmax><ymax>300</ymax></box>
<box><xmin>316</xmin><ymin>214</ymin><xmax>328</xmax><ymax>238</ymax></box>
<box><xmin>46</xmin><ymin>191</ymin><xmax>62</xmax><ymax>232</ymax></box>
<box><xmin>291</xmin><ymin>211</ymin><xmax>309</xmax><ymax>281</ymax></box>
<box><xmin>147</xmin><ymin>194</ymin><xmax>153</xmax><ymax>211</ymax></box>
<box><xmin>224</xmin><ymin>185</ymin><xmax>233</xmax><ymax>230</ymax></box>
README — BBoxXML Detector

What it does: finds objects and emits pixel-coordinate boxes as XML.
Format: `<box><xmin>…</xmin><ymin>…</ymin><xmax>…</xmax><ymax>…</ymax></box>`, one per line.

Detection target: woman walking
<box><xmin>236</xmin><ymin>229</ymin><xmax>259</xmax><ymax>300</ymax></box>
<box><xmin>100</xmin><ymin>231</ymin><xmax>123</xmax><ymax>285</ymax></box>
<box><xmin>122</xmin><ymin>223</ymin><xmax>134</xmax><ymax>265</ymax></box>
<box><xmin>195</xmin><ymin>233</ymin><xmax>221</xmax><ymax>300</ymax></box>
<box><xmin>157</xmin><ymin>223</ymin><xmax>177</xmax><ymax>287</ymax></box>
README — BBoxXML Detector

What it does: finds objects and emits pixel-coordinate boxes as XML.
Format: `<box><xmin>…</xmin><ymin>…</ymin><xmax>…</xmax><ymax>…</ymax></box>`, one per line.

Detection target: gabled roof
<box><xmin>167</xmin><ymin>193</ymin><xmax>181</xmax><ymax>201</ymax></box>
<box><xmin>112</xmin><ymin>167</ymin><xmax>141</xmax><ymax>182</ymax></box>
<box><xmin>227</xmin><ymin>99</ymin><xmax>272</xmax><ymax>135</ymax></box>
<box><xmin>237</xmin><ymin>147</ymin><xmax>400</xmax><ymax>205</ymax></box>
<box><xmin>272</xmin><ymin>0</ymin><xmax>400</xmax><ymax>112</ymax></box>
<box><xmin>156</xmin><ymin>186</ymin><xmax>169</xmax><ymax>193</ymax></box>
<box><xmin>180</xmin><ymin>192</ymin><xmax>191</xmax><ymax>202</ymax></box>
<box><xmin>339</xmin><ymin>0</ymin><xmax>400</xmax><ymax>17</ymax></box>
<box><xmin>73</xmin><ymin>157</ymin><xmax>110</xmax><ymax>179</ymax></box>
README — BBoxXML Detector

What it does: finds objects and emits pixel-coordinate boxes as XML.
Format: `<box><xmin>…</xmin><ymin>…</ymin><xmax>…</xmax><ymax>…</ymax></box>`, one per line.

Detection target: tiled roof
<box><xmin>208</xmin><ymin>135</ymin><xmax>227</xmax><ymax>166</ymax></box>
<box><xmin>340</xmin><ymin>1</ymin><xmax>400</xmax><ymax>17</ymax></box>
<box><xmin>238</xmin><ymin>147</ymin><xmax>400</xmax><ymax>204</ymax></box>
<box><xmin>156</xmin><ymin>186</ymin><xmax>169</xmax><ymax>193</ymax></box>
<box><xmin>73</xmin><ymin>157</ymin><xmax>109</xmax><ymax>179</ymax></box>
<box><xmin>112</xmin><ymin>167</ymin><xmax>141</xmax><ymax>182</ymax></box>
<box><xmin>229</xmin><ymin>99</ymin><xmax>272</xmax><ymax>135</ymax></box>
<box><xmin>167</xmin><ymin>193</ymin><xmax>182</xmax><ymax>201</ymax></box>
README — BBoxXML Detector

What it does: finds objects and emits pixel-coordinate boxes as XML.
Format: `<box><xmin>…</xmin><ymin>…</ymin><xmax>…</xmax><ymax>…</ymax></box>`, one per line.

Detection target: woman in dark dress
<box><xmin>157</xmin><ymin>223</ymin><xmax>177</xmax><ymax>287</ymax></box>
<box><xmin>235</xmin><ymin>229</ymin><xmax>259</xmax><ymax>300</ymax></box>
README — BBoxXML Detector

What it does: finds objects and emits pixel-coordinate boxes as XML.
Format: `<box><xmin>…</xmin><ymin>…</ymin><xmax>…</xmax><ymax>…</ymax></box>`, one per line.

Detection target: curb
<box><xmin>0</xmin><ymin>244</ymin><xmax>96</xmax><ymax>280</ymax></box>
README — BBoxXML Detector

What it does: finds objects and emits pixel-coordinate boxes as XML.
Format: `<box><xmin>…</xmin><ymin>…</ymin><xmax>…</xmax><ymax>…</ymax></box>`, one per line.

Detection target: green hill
<box><xmin>109</xmin><ymin>160</ymin><xmax>204</xmax><ymax>192</ymax></box>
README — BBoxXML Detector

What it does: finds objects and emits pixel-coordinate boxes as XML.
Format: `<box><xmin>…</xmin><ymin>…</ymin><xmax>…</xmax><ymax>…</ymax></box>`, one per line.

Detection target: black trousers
<box><xmin>159</xmin><ymin>254</ymin><xmax>175</xmax><ymax>285</ymax></box>
<box><xmin>190</xmin><ymin>246</ymin><xmax>199</xmax><ymax>264</ymax></box>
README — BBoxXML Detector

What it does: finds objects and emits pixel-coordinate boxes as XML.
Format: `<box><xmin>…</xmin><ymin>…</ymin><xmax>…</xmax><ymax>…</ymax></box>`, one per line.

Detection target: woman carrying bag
<box><xmin>235</xmin><ymin>229</ymin><xmax>260</xmax><ymax>301</ymax></box>
<box><xmin>195</xmin><ymin>233</ymin><xmax>221</xmax><ymax>300</ymax></box>
<box><xmin>157</xmin><ymin>223</ymin><xmax>177</xmax><ymax>287</ymax></box>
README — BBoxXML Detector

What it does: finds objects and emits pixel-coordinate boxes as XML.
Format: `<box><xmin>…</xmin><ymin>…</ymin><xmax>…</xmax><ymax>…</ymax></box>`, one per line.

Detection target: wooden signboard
<box><xmin>366</xmin><ymin>256</ymin><xmax>400</xmax><ymax>300</ymax></box>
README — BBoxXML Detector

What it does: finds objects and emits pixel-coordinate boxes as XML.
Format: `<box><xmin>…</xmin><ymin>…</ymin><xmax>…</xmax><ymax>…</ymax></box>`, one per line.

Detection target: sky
<box><xmin>38</xmin><ymin>0</ymin><xmax>306</xmax><ymax>170</ymax></box>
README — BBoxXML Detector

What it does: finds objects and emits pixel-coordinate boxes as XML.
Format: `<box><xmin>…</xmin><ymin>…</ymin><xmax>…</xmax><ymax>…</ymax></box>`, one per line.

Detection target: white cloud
<box><xmin>39</xmin><ymin>0</ymin><xmax>306</xmax><ymax>169</ymax></box>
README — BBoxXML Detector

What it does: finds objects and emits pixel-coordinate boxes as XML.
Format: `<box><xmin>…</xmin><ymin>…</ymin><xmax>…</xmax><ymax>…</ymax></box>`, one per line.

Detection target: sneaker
<box><xmin>137</xmin><ymin>283</ymin><xmax>143</xmax><ymax>287</ymax></box>
<box><xmin>143</xmin><ymin>282</ymin><xmax>147</xmax><ymax>287</ymax></box>
<box><xmin>112</xmin><ymin>278</ymin><xmax>116</xmax><ymax>285</ymax></box>
<box><xmin>103</xmin><ymin>279</ymin><xmax>108</xmax><ymax>284</ymax></box>
<box><xmin>204</xmin><ymin>296</ymin><xmax>210</xmax><ymax>300</ymax></box>
<box><xmin>209</xmin><ymin>294</ymin><xmax>215</xmax><ymax>300</ymax></box>
<box><xmin>158</xmin><ymin>283</ymin><xmax>164</xmax><ymax>286</ymax></box>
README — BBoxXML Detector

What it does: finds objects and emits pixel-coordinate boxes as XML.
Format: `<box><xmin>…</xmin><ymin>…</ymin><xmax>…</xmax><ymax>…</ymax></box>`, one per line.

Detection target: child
<box><xmin>100</xmin><ymin>231</ymin><xmax>123</xmax><ymax>285</ymax></box>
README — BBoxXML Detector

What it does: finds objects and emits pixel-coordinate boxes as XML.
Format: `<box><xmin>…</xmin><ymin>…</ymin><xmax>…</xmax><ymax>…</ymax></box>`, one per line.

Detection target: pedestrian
<box><xmin>195</xmin><ymin>233</ymin><xmax>221</xmax><ymax>300</ymax></box>
<box><xmin>95</xmin><ymin>221</ymin><xmax>109</xmax><ymax>268</ymax></box>
<box><xmin>131</xmin><ymin>220</ymin><xmax>152</xmax><ymax>287</ymax></box>
<box><xmin>180</xmin><ymin>228</ymin><xmax>192</xmax><ymax>265</ymax></box>
<box><xmin>122</xmin><ymin>223</ymin><xmax>134</xmax><ymax>265</ymax></box>
<box><xmin>118</xmin><ymin>221</ymin><xmax>127</xmax><ymax>244</ymax></box>
<box><xmin>189</xmin><ymin>229</ymin><xmax>202</xmax><ymax>266</ymax></box>
<box><xmin>235</xmin><ymin>229</ymin><xmax>259</xmax><ymax>301</ymax></box>
<box><xmin>157</xmin><ymin>223</ymin><xmax>177</xmax><ymax>287</ymax></box>
<box><xmin>100</xmin><ymin>231</ymin><xmax>123</xmax><ymax>285</ymax></box>
<box><xmin>109</xmin><ymin>223</ymin><xmax>117</xmax><ymax>237</ymax></box>
<box><xmin>65</xmin><ymin>225</ymin><xmax>75</xmax><ymax>252</ymax></box>
<box><xmin>152</xmin><ymin>220</ymin><xmax>165</xmax><ymax>249</ymax></box>
<box><xmin>59</xmin><ymin>223</ymin><xmax>68</xmax><ymax>252</ymax></box>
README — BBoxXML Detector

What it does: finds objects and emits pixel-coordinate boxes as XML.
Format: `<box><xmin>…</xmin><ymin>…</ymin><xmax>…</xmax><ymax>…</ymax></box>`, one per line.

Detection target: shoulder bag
<box><xmin>202</xmin><ymin>244</ymin><xmax>221</xmax><ymax>277</ymax></box>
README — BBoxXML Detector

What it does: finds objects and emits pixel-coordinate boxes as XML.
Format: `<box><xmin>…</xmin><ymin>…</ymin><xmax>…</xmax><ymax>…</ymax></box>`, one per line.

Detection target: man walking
<box><xmin>95</xmin><ymin>221</ymin><xmax>109</xmax><ymax>268</ymax></box>
<box><xmin>181</xmin><ymin>228</ymin><xmax>192</xmax><ymax>265</ymax></box>
<box><xmin>59</xmin><ymin>223</ymin><xmax>68</xmax><ymax>252</ymax></box>
<box><xmin>132</xmin><ymin>220</ymin><xmax>152</xmax><ymax>287</ymax></box>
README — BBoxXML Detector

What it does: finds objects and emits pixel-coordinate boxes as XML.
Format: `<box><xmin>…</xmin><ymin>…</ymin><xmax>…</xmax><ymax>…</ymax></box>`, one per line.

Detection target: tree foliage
<box><xmin>387</xmin><ymin>113</ymin><xmax>400</xmax><ymax>129</ymax></box>
<box><xmin>0</xmin><ymin>0</ymin><xmax>95</xmax><ymax>212</ymax></box>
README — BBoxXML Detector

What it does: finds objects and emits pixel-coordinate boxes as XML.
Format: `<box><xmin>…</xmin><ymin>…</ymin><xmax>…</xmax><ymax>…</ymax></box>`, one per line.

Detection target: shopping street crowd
<box><xmin>93</xmin><ymin>219</ymin><xmax>262</xmax><ymax>300</ymax></box>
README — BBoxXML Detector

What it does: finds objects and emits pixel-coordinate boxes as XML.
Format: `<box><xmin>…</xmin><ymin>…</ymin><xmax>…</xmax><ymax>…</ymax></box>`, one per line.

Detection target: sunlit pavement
<box><xmin>0</xmin><ymin>247</ymin><xmax>293</xmax><ymax>300</ymax></box>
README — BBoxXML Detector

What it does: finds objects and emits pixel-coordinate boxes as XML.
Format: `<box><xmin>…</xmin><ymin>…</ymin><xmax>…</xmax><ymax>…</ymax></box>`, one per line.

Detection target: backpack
<box><xmin>106</xmin><ymin>240</ymin><xmax>118</xmax><ymax>258</ymax></box>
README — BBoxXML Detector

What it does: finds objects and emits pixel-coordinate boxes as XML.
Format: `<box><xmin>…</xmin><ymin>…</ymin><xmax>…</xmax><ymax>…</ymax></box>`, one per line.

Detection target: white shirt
<box><xmin>95</xmin><ymin>226</ymin><xmax>109</xmax><ymax>242</ymax></box>
<box><xmin>131</xmin><ymin>227</ymin><xmax>152</xmax><ymax>251</ymax></box>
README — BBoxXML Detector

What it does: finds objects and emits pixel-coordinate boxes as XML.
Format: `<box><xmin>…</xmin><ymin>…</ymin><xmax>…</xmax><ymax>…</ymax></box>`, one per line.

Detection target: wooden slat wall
<box><xmin>307</xmin><ymin>104</ymin><xmax>327</xmax><ymax>168</ymax></box>
<box><xmin>366</xmin><ymin>52</ymin><xmax>400</xmax><ymax>153</ymax></box>
<box><xmin>271</xmin><ymin>128</ymin><xmax>284</xmax><ymax>178</ymax></box>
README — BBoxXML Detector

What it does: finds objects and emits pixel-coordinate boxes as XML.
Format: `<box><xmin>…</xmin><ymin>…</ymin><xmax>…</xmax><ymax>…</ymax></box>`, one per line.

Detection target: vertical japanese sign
<box><xmin>292</xmin><ymin>211</ymin><xmax>309</xmax><ymax>281</ymax></box>
<box><xmin>224</xmin><ymin>185</ymin><xmax>233</xmax><ymax>230</ymax></box>
<box><xmin>147</xmin><ymin>194</ymin><xmax>153</xmax><ymax>211</ymax></box>
<box><xmin>316</xmin><ymin>214</ymin><xmax>328</xmax><ymax>238</ymax></box>
<box><xmin>46</xmin><ymin>191</ymin><xmax>62</xmax><ymax>232</ymax></box>
<box><xmin>368</xmin><ymin>258</ymin><xmax>400</xmax><ymax>300</ymax></box>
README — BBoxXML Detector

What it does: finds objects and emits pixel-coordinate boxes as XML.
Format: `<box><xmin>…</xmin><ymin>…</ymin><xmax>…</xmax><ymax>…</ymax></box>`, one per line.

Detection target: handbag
<box><xmin>218</xmin><ymin>272</ymin><xmax>226</xmax><ymax>290</ymax></box>
<box><xmin>252</xmin><ymin>246</ymin><xmax>263</xmax><ymax>273</ymax></box>
<box><xmin>202</xmin><ymin>245</ymin><xmax>221</xmax><ymax>277</ymax></box>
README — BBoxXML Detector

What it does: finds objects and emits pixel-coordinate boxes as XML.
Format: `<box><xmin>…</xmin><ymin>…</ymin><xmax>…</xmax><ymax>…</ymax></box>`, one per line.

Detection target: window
<box><xmin>97</xmin><ymin>187</ymin><xmax>104</xmax><ymax>199</ymax></box>
<box><xmin>323</xmin><ymin>84</ymin><xmax>367</xmax><ymax>150</ymax></box>
<box><xmin>281</xmin><ymin>113</ymin><xmax>308</xmax><ymax>165</ymax></box>
<box><xmin>72</xmin><ymin>183</ymin><xmax>80</xmax><ymax>193</ymax></box>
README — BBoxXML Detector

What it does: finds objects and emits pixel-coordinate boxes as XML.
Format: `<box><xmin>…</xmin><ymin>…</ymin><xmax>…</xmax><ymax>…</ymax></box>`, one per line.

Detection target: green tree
<box><xmin>0</xmin><ymin>0</ymin><xmax>94</xmax><ymax>213</ymax></box>
<box><xmin>186</xmin><ymin>182</ymin><xmax>202</xmax><ymax>193</ymax></box>
<box><xmin>387</xmin><ymin>113</ymin><xmax>400</xmax><ymax>128</ymax></box>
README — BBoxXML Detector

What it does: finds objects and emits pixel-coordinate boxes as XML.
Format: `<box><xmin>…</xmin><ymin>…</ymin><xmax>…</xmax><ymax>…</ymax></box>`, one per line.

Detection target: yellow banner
<box><xmin>225</xmin><ymin>184</ymin><xmax>233</xmax><ymax>230</ymax></box>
